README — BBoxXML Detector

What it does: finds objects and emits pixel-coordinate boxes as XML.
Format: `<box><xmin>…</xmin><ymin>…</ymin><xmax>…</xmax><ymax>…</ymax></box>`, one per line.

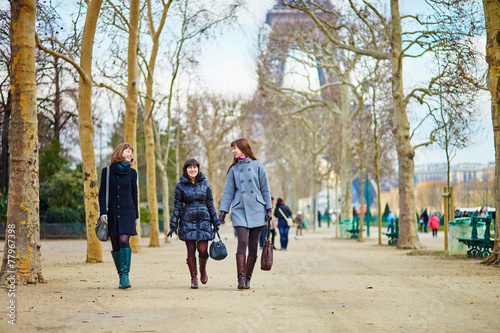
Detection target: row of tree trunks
<box><xmin>0</xmin><ymin>0</ymin><xmax>43</xmax><ymax>284</ymax></box>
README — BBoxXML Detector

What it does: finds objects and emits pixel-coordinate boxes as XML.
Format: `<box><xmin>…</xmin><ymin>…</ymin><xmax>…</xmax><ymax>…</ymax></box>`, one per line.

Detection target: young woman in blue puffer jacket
<box><xmin>168</xmin><ymin>159</ymin><xmax>219</xmax><ymax>289</ymax></box>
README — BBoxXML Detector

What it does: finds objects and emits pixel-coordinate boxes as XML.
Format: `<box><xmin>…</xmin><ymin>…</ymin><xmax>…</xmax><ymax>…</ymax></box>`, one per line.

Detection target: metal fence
<box><xmin>0</xmin><ymin>222</ymin><xmax>86</xmax><ymax>239</ymax></box>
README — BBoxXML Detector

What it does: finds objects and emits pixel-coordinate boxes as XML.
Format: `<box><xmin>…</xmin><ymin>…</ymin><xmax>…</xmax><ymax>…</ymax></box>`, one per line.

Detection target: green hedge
<box><xmin>45</xmin><ymin>207</ymin><xmax>83</xmax><ymax>224</ymax></box>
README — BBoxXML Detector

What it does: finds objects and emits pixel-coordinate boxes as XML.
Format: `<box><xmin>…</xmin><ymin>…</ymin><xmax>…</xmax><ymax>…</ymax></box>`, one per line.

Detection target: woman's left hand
<box><xmin>266</xmin><ymin>210</ymin><xmax>273</xmax><ymax>223</ymax></box>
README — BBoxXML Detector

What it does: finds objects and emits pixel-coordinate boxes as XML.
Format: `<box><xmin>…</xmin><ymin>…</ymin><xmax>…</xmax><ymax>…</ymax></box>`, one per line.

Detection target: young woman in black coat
<box><xmin>168</xmin><ymin>159</ymin><xmax>219</xmax><ymax>289</ymax></box>
<box><xmin>99</xmin><ymin>143</ymin><xmax>138</xmax><ymax>289</ymax></box>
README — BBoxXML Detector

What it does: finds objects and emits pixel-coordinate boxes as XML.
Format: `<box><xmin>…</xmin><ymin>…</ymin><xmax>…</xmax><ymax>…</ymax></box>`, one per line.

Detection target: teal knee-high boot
<box><xmin>111</xmin><ymin>251</ymin><xmax>124</xmax><ymax>289</ymax></box>
<box><xmin>119</xmin><ymin>248</ymin><xmax>132</xmax><ymax>289</ymax></box>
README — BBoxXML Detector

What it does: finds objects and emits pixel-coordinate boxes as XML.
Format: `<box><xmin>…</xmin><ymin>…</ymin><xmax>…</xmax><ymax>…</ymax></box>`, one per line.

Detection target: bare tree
<box><xmin>481</xmin><ymin>0</ymin><xmax>500</xmax><ymax>266</ymax></box>
<box><xmin>0</xmin><ymin>0</ymin><xmax>43</xmax><ymax>284</ymax></box>
<box><xmin>36</xmin><ymin>0</ymin><xmax>105</xmax><ymax>262</ymax></box>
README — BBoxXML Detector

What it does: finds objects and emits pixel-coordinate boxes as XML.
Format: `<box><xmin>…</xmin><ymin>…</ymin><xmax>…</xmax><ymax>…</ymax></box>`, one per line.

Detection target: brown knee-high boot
<box><xmin>245</xmin><ymin>256</ymin><xmax>258</xmax><ymax>289</ymax></box>
<box><xmin>236</xmin><ymin>254</ymin><xmax>246</xmax><ymax>289</ymax></box>
<box><xmin>186</xmin><ymin>257</ymin><xmax>198</xmax><ymax>289</ymax></box>
<box><xmin>199</xmin><ymin>255</ymin><xmax>208</xmax><ymax>284</ymax></box>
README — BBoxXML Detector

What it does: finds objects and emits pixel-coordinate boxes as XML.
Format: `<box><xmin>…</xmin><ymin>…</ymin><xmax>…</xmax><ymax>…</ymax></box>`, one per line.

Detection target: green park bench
<box><xmin>383</xmin><ymin>218</ymin><xmax>399</xmax><ymax>245</ymax></box>
<box><xmin>457</xmin><ymin>216</ymin><xmax>494</xmax><ymax>258</ymax></box>
<box><xmin>346</xmin><ymin>217</ymin><xmax>364</xmax><ymax>239</ymax></box>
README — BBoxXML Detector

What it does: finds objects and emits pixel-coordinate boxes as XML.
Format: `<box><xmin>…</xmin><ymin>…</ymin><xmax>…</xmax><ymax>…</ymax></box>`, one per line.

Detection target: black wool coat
<box><xmin>99</xmin><ymin>163</ymin><xmax>139</xmax><ymax>237</ymax></box>
<box><xmin>170</xmin><ymin>172</ymin><xmax>219</xmax><ymax>241</ymax></box>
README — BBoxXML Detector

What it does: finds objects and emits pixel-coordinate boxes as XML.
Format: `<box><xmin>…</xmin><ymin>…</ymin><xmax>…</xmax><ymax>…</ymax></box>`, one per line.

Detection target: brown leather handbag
<box><xmin>261</xmin><ymin>219</ymin><xmax>273</xmax><ymax>270</ymax></box>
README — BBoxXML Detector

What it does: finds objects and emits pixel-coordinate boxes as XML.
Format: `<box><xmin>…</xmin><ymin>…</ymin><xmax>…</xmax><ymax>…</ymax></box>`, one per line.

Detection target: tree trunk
<box><xmin>481</xmin><ymin>0</ymin><xmax>500</xmax><ymax>266</ymax></box>
<box><xmin>358</xmin><ymin>106</ymin><xmax>365</xmax><ymax>242</ymax></box>
<box><xmin>125</xmin><ymin>0</ymin><xmax>141</xmax><ymax>253</ymax></box>
<box><xmin>0</xmin><ymin>0</ymin><xmax>43</xmax><ymax>284</ymax></box>
<box><xmin>144</xmin><ymin>54</ymin><xmax>160</xmax><ymax>248</ymax></box>
<box><xmin>372</xmin><ymin>91</ymin><xmax>383</xmax><ymax>245</ymax></box>
<box><xmin>79</xmin><ymin>0</ymin><xmax>104</xmax><ymax>262</ymax></box>
<box><xmin>142</xmin><ymin>0</ymin><xmax>172</xmax><ymax>247</ymax></box>
<box><xmin>391</xmin><ymin>0</ymin><xmax>422</xmax><ymax>249</ymax></box>
<box><xmin>157</xmin><ymin>159</ymin><xmax>170</xmax><ymax>242</ymax></box>
<box><xmin>340</xmin><ymin>85</ymin><xmax>353</xmax><ymax>222</ymax></box>
<box><xmin>53</xmin><ymin>54</ymin><xmax>61</xmax><ymax>141</ymax></box>
<box><xmin>206</xmin><ymin>144</ymin><xmax>217</xmax><ymax>202</ymax></box>
<box><xmin>0</xmin><ymin>91</ymin><xmax>11</xmax><ymax>196</ymax></box>
<box><xmin>358</xmin><ymin>171</ymin><xmax>365</xmax><ymax>242</ymax></box>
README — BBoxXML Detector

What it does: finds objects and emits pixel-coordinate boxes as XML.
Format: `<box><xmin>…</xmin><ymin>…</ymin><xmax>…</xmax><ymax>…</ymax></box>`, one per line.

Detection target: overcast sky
<box><xmin>44</xmin><ymin>0</ymin><xmax>492</xmax><ymax>166</ymax></box>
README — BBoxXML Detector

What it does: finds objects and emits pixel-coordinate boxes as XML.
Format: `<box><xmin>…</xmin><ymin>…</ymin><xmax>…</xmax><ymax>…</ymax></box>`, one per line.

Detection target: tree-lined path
<box><xmin>1</xmin><ymin>226</ymin><xmax>499</xmax><ymax>332</ymax></box>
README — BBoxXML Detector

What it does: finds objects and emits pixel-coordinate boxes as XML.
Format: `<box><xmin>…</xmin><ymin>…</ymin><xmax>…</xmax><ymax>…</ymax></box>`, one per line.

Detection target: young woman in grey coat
<box><xmin>219</xmin><ymin>138</ymin><xmax>273</xmax><ymax>289</ymax></box>
<box><xmin>168</xmin><ymin>159</ymin><xmax>219</xmax><ymax>289</ymax></box>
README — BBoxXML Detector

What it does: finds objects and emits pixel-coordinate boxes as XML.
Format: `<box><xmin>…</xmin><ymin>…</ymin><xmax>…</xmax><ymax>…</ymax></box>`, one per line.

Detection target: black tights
<box><xmin>185</xmin><ymin>240</ymin><xmax>209</xmax><ymax>259</ymax></box>
<box><xmin>110</xmin><ymin>234</ymin><xmax>130</xmax><ymax>252</ymax></box>
<box><xmin>235</xmin><ymin>226</ymin><xmax>264</xmax><ymax>257</ymax></box>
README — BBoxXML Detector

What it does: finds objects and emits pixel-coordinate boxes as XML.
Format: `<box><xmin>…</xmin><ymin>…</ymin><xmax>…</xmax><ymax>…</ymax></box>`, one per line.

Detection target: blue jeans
<box><xmin>278</xmin><ymin>226</ymin><xmax>289</xmax><ymax>250</ymax></box>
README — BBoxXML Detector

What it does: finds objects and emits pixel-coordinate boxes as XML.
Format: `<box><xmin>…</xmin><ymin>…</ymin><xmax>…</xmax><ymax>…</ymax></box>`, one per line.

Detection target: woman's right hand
<box><xmin>218</xmin><ymin>211</ymin><xmax>227</xmax><ymax>225</ymax></box>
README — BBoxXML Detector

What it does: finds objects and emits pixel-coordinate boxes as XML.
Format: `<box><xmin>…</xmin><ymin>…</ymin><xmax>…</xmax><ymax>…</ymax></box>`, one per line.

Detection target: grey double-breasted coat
<box><xmin>220</xmin><ymin>158</ymin><xmax>272</xmax><ymax>228</ymax></box>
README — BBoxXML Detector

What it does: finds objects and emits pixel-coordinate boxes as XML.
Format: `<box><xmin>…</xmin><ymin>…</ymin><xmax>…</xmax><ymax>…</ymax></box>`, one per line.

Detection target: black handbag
<box><xmin>95</xmin><ymin>166</ymin><xmax>110</xmax><ymax>242</ymax></box>
<box><xmin>209</xmin><ymin>231</ymin><xmax>227</xmax><ymax>260</ymax></box>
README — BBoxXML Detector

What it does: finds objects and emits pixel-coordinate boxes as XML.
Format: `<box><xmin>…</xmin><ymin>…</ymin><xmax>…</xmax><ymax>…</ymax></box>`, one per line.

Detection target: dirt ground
<box><xmin>1</xmin><ymin>225</ymin><xmax>500</xmax><ymax>333</ymax></box>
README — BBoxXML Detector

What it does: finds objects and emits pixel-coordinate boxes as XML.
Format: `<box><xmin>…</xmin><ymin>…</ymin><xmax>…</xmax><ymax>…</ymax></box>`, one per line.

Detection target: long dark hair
<box><xmin>182</xmin><ymin>158</ymin><xmax>201</xmax><ymax>182</ymax></box>
<box><xmin>227</xmin><ymin>138</ymin><xmax>258</xmax><ymax>173</ymax></box>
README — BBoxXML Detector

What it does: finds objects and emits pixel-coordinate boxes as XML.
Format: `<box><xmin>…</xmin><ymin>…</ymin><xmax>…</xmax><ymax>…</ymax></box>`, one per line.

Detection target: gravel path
<box><xmin>1</xmin><ymin>226</ymin><xmax>499</xmax><ymax>332</ymax></box>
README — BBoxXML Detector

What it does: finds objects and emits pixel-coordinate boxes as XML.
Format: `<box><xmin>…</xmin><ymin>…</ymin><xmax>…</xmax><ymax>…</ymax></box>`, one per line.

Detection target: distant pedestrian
<box><xmin>325</xmin><ymin>209</ymin><xmax>331</xmax><ymax>227</ymax></box>
<box><xmin>270</xmin><ymin>197</ymin><xmax>278</xmax><ymax>249</ymax></box>
<box><xmin>478</xmin><ymin>207</ymin><xmax>488</xmax><ymax>217</ymax></box>
<box><xmin>454</xmin><ymin>208</ymin><xmax>462</xmax><ymax>219</ymax></box>
<box><xmin>295</xmin><ymin>211</ymin><xmax>304</xmax><ymax>236</ymax></box>
<box><xmin>318</xmin><ymin>210</ymin><xmax>322</xmax><ymax>227</ymax></box>
<box><xmin>421</xmin><ymin>209</ymin><xmax>429</xmax><ymax>233</ymax></box>
<box><xmin>387</xmin><ymin>211</ymin><xmax>396</xmax><ymax>232</ymax></box>
<box><xmin>168</xmin><ymin>159</ymin><xmax>219</xmax><ymax>289</ymax></box>
<box><xmin>275</xmin><ymin>198</ymin><xmax>292</xmax><ymax>250</ymax></box>
<box><xmin>99</xmin><ymin>143</ymin><xmax>138</xmax><ymax>289</ymax></box>
<box><xmin>219</xmin><ymin>138</ymin><xmax>273</xmax><ymax>290</ymax></box>
<box><xmin>429</xmin><ymin>213</ymin><xmax>440</xmax><ymax>237</ymax></box>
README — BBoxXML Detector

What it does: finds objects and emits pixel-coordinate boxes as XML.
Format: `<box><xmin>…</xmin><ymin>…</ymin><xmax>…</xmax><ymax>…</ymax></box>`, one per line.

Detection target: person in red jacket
<box><xmin>429</xmin><ymin>213</ymin><xmax>440</xmax><ymax>237</ymax></box>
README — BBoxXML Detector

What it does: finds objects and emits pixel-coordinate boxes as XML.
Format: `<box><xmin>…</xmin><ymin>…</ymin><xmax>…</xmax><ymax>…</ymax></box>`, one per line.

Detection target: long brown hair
<box><xmin>110</xmin><ymin>143</ymin><xmax>134</xmax><ymax>164</ymax></box>
<box><xmin>227</xmin><ymin>138</ymin><xmax>258</xmax><ymax>173</ymax></box>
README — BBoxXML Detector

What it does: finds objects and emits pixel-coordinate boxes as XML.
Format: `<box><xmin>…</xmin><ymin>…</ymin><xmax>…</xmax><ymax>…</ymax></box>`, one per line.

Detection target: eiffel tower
<box><xmin>263</xmin><ymin>0</ymin><xmax>339</xmax><ymax>101</ymax></box>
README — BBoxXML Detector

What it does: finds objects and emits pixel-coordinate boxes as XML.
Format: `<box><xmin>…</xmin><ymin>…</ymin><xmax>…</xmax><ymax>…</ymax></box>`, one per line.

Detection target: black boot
<box><xmin>236</xmin><ymin>254</ymin><xmax>246</xmax><ymax>290</ymax></box>
<box><xmin>186</xmin><ymin>257</ymin><xmax>198</xmax><ymax>289</ymax></box>
<box><xmin>245</xmin><ymin>256</ymin><xmax>258</xmax><ymax>289</ymax></box>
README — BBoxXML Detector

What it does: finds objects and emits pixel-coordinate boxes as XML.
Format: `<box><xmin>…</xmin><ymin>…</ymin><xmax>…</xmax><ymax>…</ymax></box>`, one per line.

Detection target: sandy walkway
<box><xmin>0</xmin><ymin>226</ymin><xmax>499</xmax><ymax>332</ymax></box>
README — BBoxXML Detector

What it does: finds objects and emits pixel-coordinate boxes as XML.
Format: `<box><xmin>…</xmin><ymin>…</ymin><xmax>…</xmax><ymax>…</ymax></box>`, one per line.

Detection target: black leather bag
<box><xmin>209</xmin><ymin>231</ymin><xmax>227</xmax><ymax>260</ymax></box>
<box><xmin>95</xmin><ymin>166</ymin><xmax>110</xmax><ymax>242</ymax></box>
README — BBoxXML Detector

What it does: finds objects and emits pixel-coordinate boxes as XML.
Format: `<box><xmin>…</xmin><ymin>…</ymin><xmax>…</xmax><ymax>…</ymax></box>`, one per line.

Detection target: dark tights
<box><xmin>185</xmin><ymin>240</ymin><xmax>209</xmax><ymax>258</ymax></box>
<box><xmin>110</xmin><ymin>234</ymin><xmax>130</xmax><ymax>252</ymax></box>
<box><xmin>235</xmin><ymin>226</ymin><xmax>264</xmax><ymax>257</ymax></box>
